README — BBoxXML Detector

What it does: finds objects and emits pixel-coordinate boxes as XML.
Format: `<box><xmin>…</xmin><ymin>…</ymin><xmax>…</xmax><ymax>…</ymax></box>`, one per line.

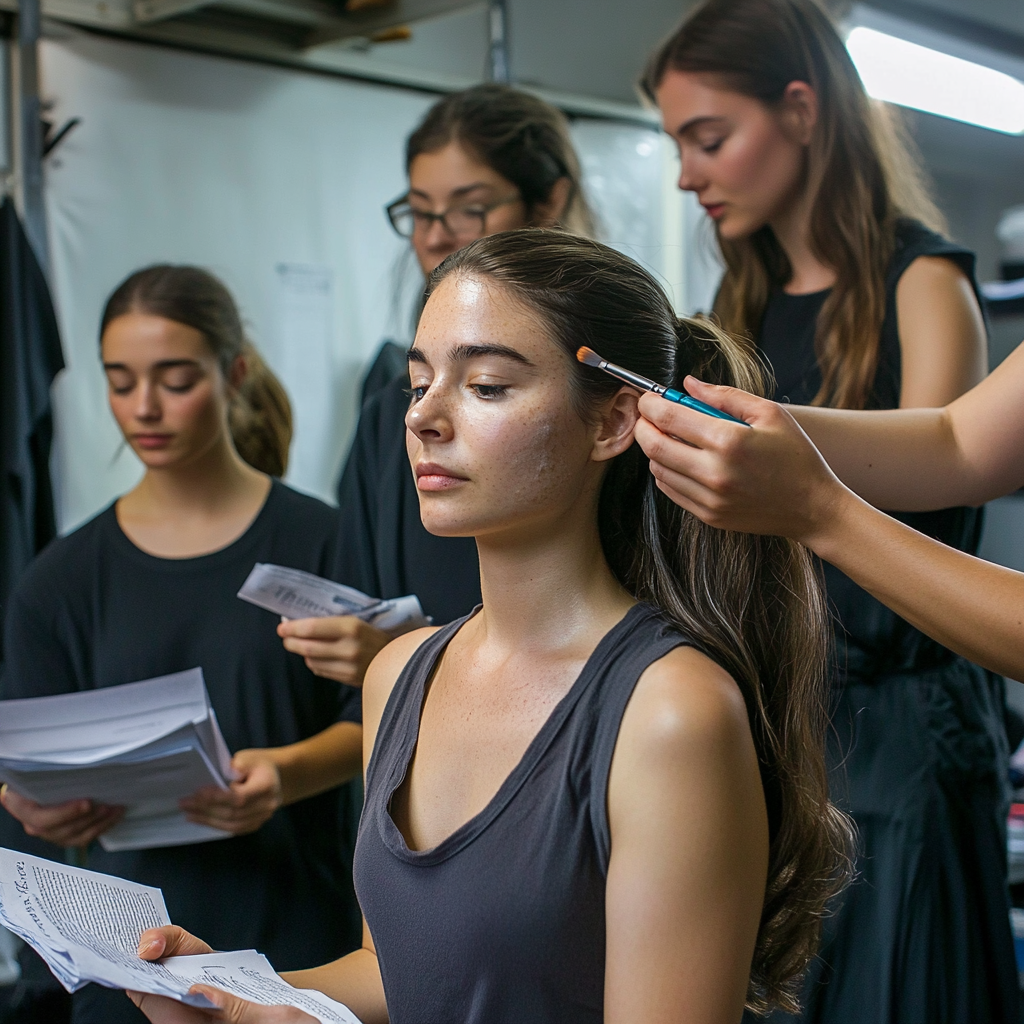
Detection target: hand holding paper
<box><xmin>238</xmin><ymin>564</ymin><xmax>429</xmax><ymax>636</ymax></box>
<box><xmin>276</xmin><ymin>616</ymin><xmax>392</xmax><ymax>686</ymax></box>
<box><xmin>0</xmin><ymin>668</ymin><xmax>237</xmax><ymax>851</ymax></box>
<box><xmin>238</xmin><ymin>563</ymin><xmax>431</xmax><ymax>686</ymax></box>
<box><xmin>129</xmin><ymin>983</ymin><xmax>318</xmax><ymax>1023</ymax></box>
<box><xmin>0</xmin><ymin>849</ymin><xmax>362</xmax><ymax>1024</ymax></box>
<box><xmin>179</xmin><ymin>750</ymin><xmax>282</xmax><ymax>836</ymax></box>
<box><xmin>0</xmin><ymin>787</ymin><xmax>123</xmax><ymax>848</ymax></box>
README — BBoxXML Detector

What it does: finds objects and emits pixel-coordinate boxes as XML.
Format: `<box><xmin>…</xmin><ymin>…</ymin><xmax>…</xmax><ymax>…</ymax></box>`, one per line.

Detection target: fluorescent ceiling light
<box><xmin>846</xmin><ymin>25</ymin><xmax>1024</xmax><ymax>135</ymax></box>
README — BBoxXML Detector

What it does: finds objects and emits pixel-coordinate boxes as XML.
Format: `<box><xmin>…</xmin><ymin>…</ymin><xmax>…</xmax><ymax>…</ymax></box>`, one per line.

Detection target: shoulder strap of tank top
<box><xmin>365</xmin><ymin>611</ymin><xmax>476</xmax><ymax>794</ymax></box>
<box><xmin>586</xmin><ymin>605</ymin><xmax>694</xmax><ymax>873</ymax></box>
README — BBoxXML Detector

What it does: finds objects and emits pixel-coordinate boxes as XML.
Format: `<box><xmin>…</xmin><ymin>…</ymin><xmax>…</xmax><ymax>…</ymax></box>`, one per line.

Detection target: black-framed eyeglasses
<box><xmin>385</xmin><ymin>193</ymin><xmax>522</xmax><ymax>240</ymax></box>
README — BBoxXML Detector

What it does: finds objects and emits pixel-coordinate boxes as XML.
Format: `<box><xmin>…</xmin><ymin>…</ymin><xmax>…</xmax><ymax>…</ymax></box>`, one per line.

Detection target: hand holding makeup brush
<box><xmin>633</xmin><ymin>376</ymin><xmax>845</xmax><ymax>544</ymax></box>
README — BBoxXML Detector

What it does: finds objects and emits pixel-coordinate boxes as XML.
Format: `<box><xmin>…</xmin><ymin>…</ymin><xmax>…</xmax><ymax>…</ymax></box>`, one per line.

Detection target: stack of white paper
<box><xmin>238</xmin><ymin>562</ymin><xmax>430</xmax><ymax>636</ymax></box>
<box><xmin>0</xmin><ymin>848</ymin><xmax>362</xmax><ymax>1023</ymax></box>
<box><xmin>0</xmin><ymin>669</ymin><xmax>236</xmax><ymax>852</ymax></box>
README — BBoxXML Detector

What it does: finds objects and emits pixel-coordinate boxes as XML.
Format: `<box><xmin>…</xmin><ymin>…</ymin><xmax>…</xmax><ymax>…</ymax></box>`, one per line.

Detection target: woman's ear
<box><xmin>780</xmin><ymin>81</ymin><xmax>818</xmax><ymax>146</ymax></box>
<box><xmin>531</xmin><ymin>177</ymin><xmax>572</xmax><ymax>228</ymax></box>
<box><xmin>227</xmin><ymin>352</ymin><xmax>248</xmax><ymax>394</ymax></box>
<box><xmin>592</xmin><ymin>386</ymin><xmax>639</xmax><ymax>463</ymax></box>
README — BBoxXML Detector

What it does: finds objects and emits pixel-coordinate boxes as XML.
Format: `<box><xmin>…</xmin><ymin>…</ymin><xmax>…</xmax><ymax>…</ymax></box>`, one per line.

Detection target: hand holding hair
<box><xmin>634</xmin><ymin>377</ymin><xmax>846</xmax><ymax>545</ymax></box>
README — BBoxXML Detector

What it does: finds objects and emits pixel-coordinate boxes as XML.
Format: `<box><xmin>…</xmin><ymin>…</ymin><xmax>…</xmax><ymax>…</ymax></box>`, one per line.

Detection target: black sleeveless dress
<box><xmin>757</xmin><ymin>220</ymin><xmax>1018</xmax><ymax>1023</ymax></box>
<box><xmin>353</xmin><ymin>604</ymin><xmax>689</xmax><ymax>1024</ymax></box>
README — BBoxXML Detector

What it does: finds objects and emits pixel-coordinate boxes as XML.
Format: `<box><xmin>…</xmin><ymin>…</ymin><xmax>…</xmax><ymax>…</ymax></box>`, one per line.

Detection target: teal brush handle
<box><xmin>662</xmin><ymin>388</ymin><xmax>749</xmax><ymax>425</ymax></box>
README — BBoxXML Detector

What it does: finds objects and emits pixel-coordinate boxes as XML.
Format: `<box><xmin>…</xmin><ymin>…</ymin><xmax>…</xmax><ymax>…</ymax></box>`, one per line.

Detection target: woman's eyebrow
<box><xmin>408</xmin><ymin>183</ymin><xmax>494</xmax><ymax>202</ymax></box>
<box><xmin>102</xmin><ymin>359</ymin><xmax>200</xmax><ymax>371</ymax></box>
<box><xmin>674</xmin><ymin>114</ymin><xmax>726</xmax><ymax>137</ymax></box>
<box><xmin>407</xmin><ymin>344</ymin><xmax>535</xmax><ymax>368</ymax></box>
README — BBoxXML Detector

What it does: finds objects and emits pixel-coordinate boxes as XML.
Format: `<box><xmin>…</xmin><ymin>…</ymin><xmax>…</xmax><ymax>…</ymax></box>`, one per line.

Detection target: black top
<box><xmin>355</xmin><ymin>604</ymin><xmax>689</xmax><ymax>1024</ymax></box>
<box><xmin>335</xmin><ymin>374</ymin><xmax>481</xmax><ymax>625</ymax></box>
<box><xmin>0</xmin><ymin>480</ymin><xmax>361</xmax><ymax>969</ymax></box>
<box><xmin>758</xmin><ymin>219</ymin><xmax>985</xmax><ymax>676</ymax></box>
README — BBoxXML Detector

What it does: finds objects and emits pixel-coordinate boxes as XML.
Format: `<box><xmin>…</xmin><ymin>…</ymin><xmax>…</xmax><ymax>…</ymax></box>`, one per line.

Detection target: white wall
<box><xmin>43</xmin><ymin>35</ymin><xmax>428</xmax><ymax>529</ymax></box>
<box><xmin>40</xmin><ymin>34</ymin><xmax>679</xmax><ymax>533</ymax></box>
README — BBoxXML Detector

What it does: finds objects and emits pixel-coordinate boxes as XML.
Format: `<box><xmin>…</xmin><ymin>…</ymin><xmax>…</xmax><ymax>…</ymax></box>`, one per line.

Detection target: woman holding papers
<box><xmin>0</xmin><ymin>266</ymin><xmax>364</xmax><ymax>1024</ymax></box>
<box><xmin>278</xmin><ymin>84</ymin><xmax>595</xmax><ymax>684</ymax></box>
<box><xmin>131</xmin><ymin>233</ymin><xmax>852</xmax><ymax>1024</ymax></box>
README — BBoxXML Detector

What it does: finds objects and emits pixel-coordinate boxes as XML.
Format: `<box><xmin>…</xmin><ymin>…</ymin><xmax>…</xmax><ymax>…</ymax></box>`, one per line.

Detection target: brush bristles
<box><xmin>576</xmin><ymin>346</ymin><xmax>603</xmax><ymax>368</ymax></box>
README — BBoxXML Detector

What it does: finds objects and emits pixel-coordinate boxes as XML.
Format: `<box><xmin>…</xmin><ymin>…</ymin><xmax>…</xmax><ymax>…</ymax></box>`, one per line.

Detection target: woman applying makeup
<box><xmin>633</xmin><ymin>343</ymin><xmax>1024</xmax><ymax>681</ymax></box>
<box><xmin>643</xmin><ymin>1</ymin><xmax>1010</xmax><ymax>1020</ymax></box>
<box><xmin>129</xmin><ymin>231</ymin><xmax>852</xmax><ymax>1024</ymax></box>
<box><xmin>0</xmin><ymin>266</ymin><xmax>363</xmax><ymax>1024</ymax></box>
<box><xmin>278</xmin><ymin>84</ymin><xmax>594</xmax><ymax>683</ymax></box>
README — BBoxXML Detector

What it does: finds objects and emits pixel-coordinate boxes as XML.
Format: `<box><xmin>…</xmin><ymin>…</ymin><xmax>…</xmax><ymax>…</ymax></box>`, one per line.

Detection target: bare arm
<box><xmin>786</xmin><ymin>256</ymin><xmax>1021</xmax><ymax>512</ymax></box>
<box><xmin>604</xmin><ymin>647</ymin><xmax>768</xmax><ymax>1024</ymax></box>
<box><xmin>634</xmin><ymin>386</ymin><xmax>1024</xmax><ymax>679</ymax></box>
<box><xmin>791</xmin><ymin>339</ymin><xmax>1024</xmax><ymax>510</ymax></box>
<box><xmin>895</xmin><ymin>255</ymin><xmax>987</xmax><ymax>408</ymax></box>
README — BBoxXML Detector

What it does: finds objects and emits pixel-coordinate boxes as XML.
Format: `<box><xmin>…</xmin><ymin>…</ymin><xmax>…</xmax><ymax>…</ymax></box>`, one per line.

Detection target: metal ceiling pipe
<box><xmin>488</xmin><ymin>0</ymin><xmax>509</xmax><ymax>84</ymax></box>
<box><xmin>18</xmin><ymin>0</ymin><xmax>47</xmax><ymax>269</ymax></box>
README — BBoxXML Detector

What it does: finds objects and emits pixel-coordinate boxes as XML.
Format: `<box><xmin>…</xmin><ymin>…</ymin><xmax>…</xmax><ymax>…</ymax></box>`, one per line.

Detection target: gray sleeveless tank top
<box><xmin>353</xmin><ymin>602</ymin><xmax>691</xmax><ymax>1024</ymax></box>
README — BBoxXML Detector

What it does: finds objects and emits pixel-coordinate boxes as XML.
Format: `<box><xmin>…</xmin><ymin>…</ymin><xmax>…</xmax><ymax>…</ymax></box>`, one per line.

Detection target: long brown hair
<box><xmin>101</xmin><ymin>265</ymin><xmax>292</xmax><ymax>476</ymax></box>
<box><xmin>643</xmin><ymin>0</ymin><xmax>944</xmax><ymax>409</ymax></box>
<box><xmin>407</xmin><ymin>84</ymin><xmax>596</xmax><ymax>238</ymax></box>
<box><xmin>429</xmin><ymin>229</ymin><xmax>854</xmax><ymax>1014</ymax></box>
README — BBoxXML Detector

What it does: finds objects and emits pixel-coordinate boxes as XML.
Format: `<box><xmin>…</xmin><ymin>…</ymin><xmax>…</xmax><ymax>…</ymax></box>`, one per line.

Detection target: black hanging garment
<box><xmin>334</xmin><ymin>372</ymin><xmax>481</xmax><ymax>627</ymax></box>
<box><xmin>0</xmin><ymin>196</ymin><xmax>67</xmax><ymax>1020</ymax></box>
<box><xmin>756</xmin><ymin>219</ymin><xmax>1019</xmax><ymax>1024</ymax></box>
<box><xmin>0</xmin><ymin>196</ymin><xmax>63</xmax><ymax>666</ymax></box>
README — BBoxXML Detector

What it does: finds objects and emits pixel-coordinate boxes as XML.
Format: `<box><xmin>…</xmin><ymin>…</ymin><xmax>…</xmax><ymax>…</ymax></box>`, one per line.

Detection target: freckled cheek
<box><xmin>461</xmin><ymin>401</ymin><xmax>582</xmax><ymax>505</ymax></box>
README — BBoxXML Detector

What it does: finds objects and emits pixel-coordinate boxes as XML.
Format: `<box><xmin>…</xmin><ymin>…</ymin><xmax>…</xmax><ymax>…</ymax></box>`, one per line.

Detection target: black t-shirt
<box><xmin>0</xmin><ymin>480</ymin><xmax>361</xmax><ymax>969</ymax></box>
<box><xmin>335</xmin><ymin>374</ymin><xmax>482</xmax><ymax>626</ymax></box>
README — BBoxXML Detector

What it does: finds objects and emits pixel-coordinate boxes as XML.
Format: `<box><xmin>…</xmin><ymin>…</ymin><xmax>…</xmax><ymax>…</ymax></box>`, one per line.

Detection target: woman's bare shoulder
<box><xmin>619</xmin><ymin>645</ymin><xmax>753</xmax><ymax>767</ymax></box>
<box><xmin>362</xmin><ymin>626</ymin><xmax>441</xmax><ymax>727</ymax></box>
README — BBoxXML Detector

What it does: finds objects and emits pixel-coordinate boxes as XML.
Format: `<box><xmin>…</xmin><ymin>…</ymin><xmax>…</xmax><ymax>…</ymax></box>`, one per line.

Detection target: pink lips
<box><xmin>133</xmin><ymin>434</ymin><xmax>173</xmax><ymax>450</ymax></box>
<box><xmin>415</xmin><ymin>462</ymin><xmax>468</xmax><ymax>492</ymax></box>
<box><xmin>702</xmin><ymin>202</ymin><xmax>725</xmax><ymax>220</ymax></box>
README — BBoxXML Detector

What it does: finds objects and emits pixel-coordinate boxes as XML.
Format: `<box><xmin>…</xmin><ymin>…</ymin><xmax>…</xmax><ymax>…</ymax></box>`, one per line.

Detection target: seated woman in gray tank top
<box><xmin>132</xmin><ymin>231</ymin><xmax>853</xmax><ymax>1024</ymax></box>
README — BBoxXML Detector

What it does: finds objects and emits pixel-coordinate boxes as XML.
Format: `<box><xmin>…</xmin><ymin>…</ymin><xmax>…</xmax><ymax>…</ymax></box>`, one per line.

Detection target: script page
<box><xmin>0</xmin><ymin>848</ymin><xmax>211</xmax><ymax>1004</ymax></box>
<box><xmin>0</xmin><ymin>668</ymin><xmax>209</xmax><ymax>764</ymax></box>
<box><xmin>163</xmin><ymin>950</ymin><xmax>363</xmax><ymax>1023</ymax></box>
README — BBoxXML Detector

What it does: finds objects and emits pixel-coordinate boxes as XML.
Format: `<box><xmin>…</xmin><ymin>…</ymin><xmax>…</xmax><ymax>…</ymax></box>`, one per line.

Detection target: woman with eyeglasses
<box><xmin>276</xmin><ymin>84</ymin><xmax>595</xmax><ymax>685</ymax></box>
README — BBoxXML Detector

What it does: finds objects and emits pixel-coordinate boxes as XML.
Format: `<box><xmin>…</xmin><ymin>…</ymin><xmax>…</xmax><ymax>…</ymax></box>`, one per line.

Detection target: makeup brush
<box><xmin>575</xmin><ymin>347</ymin><xmax>749</xmax><ymax>426</ymax></box>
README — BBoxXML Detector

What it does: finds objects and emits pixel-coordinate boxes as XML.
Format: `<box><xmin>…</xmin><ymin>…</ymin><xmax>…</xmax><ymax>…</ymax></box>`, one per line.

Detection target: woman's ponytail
<box><xmin>432</xmin><ymin>229</ymin><xmax>855</xmax><ymax>1015</ymax></box>
<box><xmin>229</xmin><ymin>343</ymin><xmax>293</xmax><ymax>478</ymax></box>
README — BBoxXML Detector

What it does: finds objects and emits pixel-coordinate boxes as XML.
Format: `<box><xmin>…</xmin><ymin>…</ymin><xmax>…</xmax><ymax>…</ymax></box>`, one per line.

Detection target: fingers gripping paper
<box><xmin>238</xmin><ymin>562</ymin><xmax>429</xmax><ymax>635</ymax></box>
<box><xmin>0</xmin><ymin>668</ymin><xmax>236</xmax><ymax>851</ymax></box>
<box><xmin>0</xmin><ymin>849</ymin><xmax>362</xmax><ymax>1022</ymax></box>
